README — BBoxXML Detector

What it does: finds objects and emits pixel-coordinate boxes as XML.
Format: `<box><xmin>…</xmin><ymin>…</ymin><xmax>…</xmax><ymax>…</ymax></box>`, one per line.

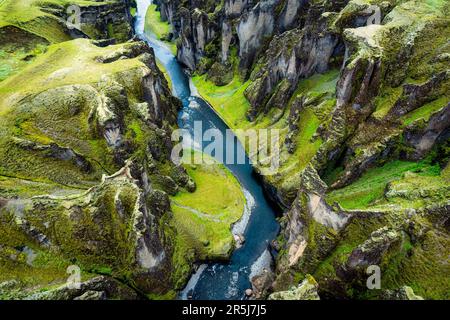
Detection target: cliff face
<box><xmin>153</xmin><ymin>0</ymin><xmax>449</xmax><ymax>299</ymax></box>
<box><xmin>0</xmin><ymin>0</ymin><xmax>194</xmax><ymax>299</ymax></box>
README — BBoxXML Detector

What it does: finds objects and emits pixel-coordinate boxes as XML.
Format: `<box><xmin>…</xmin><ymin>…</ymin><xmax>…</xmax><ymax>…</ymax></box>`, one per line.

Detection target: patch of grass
<box><xmin>144</xmin><ymin>4</ymin><xmax>177</xmax><ymax>55</ymax></box>
<box><xmin>147</xmin><ymin>290</ymin><xmax>177</xmax><ymax>300</ymax></box>
<box><xmin>170</xmin><ymin>151</ymin><xmax>245</xmax><ymax>260</ymax></box>
<box><xmin>273</xmin><ymin>107</ymin><xmax>323</xmax><ymax>187</ymax></box>
<box><xmin>382</xmin><ymin>228</ymin><xmax>450</xmax><ymax>300</ymax></box>
<box><xmin>194</xmin><ymin>69</ymin><xmax>338</xmax><ymax>197</ymax></box>
<box><xmin>292</xmin><ymin>70</ymin><xmax>340</xmax><ymax>96</ymax></box>
<box><xmin>267</xmin><ymin>70</ymin><xmax>339</xmax><ymax>189</ymax></box>
<box><xmin>0</xmin><ymin>39</ymin><xmax>144</xmax><ymax>111</ymax></box>
<box><xmin>372</xmin><ymin>86</ymin><xmax>403</xmax><ymax>119</ymax></box>
<box><xmin>0</xmin><ymin>216</ymin><xmax>92</xmax><ymax>298</ymax></box>
<box><xmin>0</xmin><ymin>39</ymin><xmax>155</xmax><ymax>193</ymax></box>
<box><xmin>157</xmin><ymin>61</ymin><xmax>172</xmax><ymax>91</ymax></box>
<box><xmin>0</xmin><ymin>0</ymin><xmax>110</xmax><ymax>43</ymax></box>
<box><xmin>193</xmin><ymin>73</ymin><xmax>252</xmax><ymax>130</ymax></box>
<box><xmin>401</xmin><ymin>97</ymin><xmax>448</xmax><ymax>126</ymax></box>
<box><xmin>314</xmin><ymin>244</ymin><xmax>354</xmax><ymax>279</ymax></box>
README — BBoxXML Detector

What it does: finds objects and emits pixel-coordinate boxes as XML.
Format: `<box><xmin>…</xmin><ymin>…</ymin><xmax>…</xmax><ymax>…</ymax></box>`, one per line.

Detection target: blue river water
<box><xmin>135</xmin><ymin>0</ymin><xmax>280</xmax><ymax>300</ymax></box>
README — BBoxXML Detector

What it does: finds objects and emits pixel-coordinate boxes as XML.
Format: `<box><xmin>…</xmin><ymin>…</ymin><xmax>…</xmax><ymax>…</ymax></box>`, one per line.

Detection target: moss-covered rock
<box><xmin>269</xmin><ymin>274</ymin><xmax>320</xmax><ymax>300</ymax></box>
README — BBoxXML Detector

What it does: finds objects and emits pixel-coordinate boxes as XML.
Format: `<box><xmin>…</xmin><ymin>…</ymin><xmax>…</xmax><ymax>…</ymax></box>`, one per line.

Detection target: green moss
<box><xmin>194</xmin><ymin>68</ymin><xmax>339</xmax><ymax>201</ymax></box>
<box><xmin>401</xmin><ymin>97</ymin><xmax>448</xmax><ymax>126</ymax></box>
<box><xmin>278</xmin><ymin>109</ymin><xmax>323</xmax><ymax>179</ymax></box>
<box><xmin>127</xmin><ymin>119</ymin><xmax>145</xmax><ymax>145</ymax></box>
<box><xmin>0</xmin><ymin>27</ymin><xmax>48</xmax><ymax>82</ymax></box>
<box><xmin>0</xmin><ymin>211</ymin><xmax>93</xmax><ymax>298</ymax></box>
<box><xmin>381</xmin><ymin>229</ymin><xmax>450</xmax><ymax>299</ymax></box>
<box><xmin>144</xmin><ymin>4</ymin><xmax>177</xmax><ymax>55</ymax></box>
<box><xmin>314</xmin><ymin>244</ymin><xmax>354</xmax><ymax>280</ymax></box>
<box><xmin>0</xmin><ymin>39</ymin><xmax>156</xmax><ymax>192</ymax></box>
<box><xmin>372</xmin><ymin>87</ymin><xmax>403</xmax><ymax>119</ymax></box>
<box><xmin>293</xmin><ymin>70</ymin><xmax>340</xmax><ymax>96</ymax></box>
<box><xmin>157</xmin><ymin>61</ymin><xmax>173</xmax><ymax>91</ymax></box>
<box><xmin>147</xmin><ymin>290</ymin><xmax>177</xmax><ymax>300</ymax></box>
<box><xmin>0</xmin><ymin>0</ymin><xmax>114</xmax><ymax>43</ymax></box>
<box><xmin>0</xmin><ymin>39</ymin><xmax>144</xmax><ymax>110</ymax></box>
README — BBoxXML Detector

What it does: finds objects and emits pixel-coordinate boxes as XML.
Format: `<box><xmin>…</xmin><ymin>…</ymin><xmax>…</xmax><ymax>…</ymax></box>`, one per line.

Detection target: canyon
<box><xmin>0</xmin><ymin>0</ymin><xmax>449</xmax><ymax>300</ymax></box>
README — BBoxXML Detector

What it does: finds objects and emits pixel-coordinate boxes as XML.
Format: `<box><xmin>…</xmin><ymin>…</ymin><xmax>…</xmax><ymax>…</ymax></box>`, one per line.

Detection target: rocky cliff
<box><xmin>151</xmin><ymin>0</ymin><xmax>449</xmax><ymax>299</ymax></box>
<box><xmin>0</xmin><ymin>0</ymin><xmax>198</xmax><ymax>299</ymax></box>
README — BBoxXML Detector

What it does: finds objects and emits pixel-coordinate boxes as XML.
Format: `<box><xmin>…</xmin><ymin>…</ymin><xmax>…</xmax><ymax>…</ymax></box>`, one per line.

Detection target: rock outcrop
<box><xmin>153</xmin><ymin>0</ymin><xmax>449</xmax><ymax>299</ymax></box>
<box><xmin>0</xmin><ymin>6</ymin><xmax>190</xmax><ymax>297</ymax></box>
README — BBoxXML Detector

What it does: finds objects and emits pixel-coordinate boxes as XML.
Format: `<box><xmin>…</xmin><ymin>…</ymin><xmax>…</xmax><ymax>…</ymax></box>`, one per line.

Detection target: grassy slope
<box><xmin>144</xmin><ymin>4</ymin><xmax>177</xmax><ymax>55</ymax></box>
<box><xmin>169</xmin><ymin>151</ymin><xmax>245</xmax><ymax>285</ymax></box>
<box><xmin>0</xmin><ymin>39</ymin><xmax>142</xmax><ymax>111</ymax></box>
<box><xmin>0</xmin><ymin>0</ymin><xmax>130</xmax><ymax>82</ymax></box>
<box><xmin>371</xmin><ymin>0</ymin><xmax>450</xmax><ymax>122</ymax></box>
<box><xmin>0</xmin><ymin>209</ymin><xmax>96</xmax><ymax>299</ymax></box>
<box><xmin>0</xmin><ymin>27</ymin><xmax>49</xmax><ymax>81</ymax></box>
<box><xmin>193</xmin><ymin>74</ymin><xmax>252</xmax><ymax>130</ymax></box>
<box><xmin>0</xmin><ymin>0</ymin><xmax>111</xmax><ymax>43</ymax></box>
<box><xmin>326</xmin><ymin>0</ymin><xmax>450</xmax><ymax>211</ymax></box>
<box><xmin>326</xmin><ymin>160</ymin><xmax>443</xmax><ymax>210</ymax></box>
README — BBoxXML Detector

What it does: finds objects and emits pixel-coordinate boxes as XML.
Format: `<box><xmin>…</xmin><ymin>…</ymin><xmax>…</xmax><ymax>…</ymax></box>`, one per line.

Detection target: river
<box><xmin>135</xmin><ymin>0</ymin><xmax>280</xmax><ymax>300</ymax></box>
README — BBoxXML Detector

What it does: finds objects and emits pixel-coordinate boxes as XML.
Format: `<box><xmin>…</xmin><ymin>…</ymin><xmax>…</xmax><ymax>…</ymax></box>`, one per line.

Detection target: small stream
<box><xmin>135</xmin><ymin>0</ymin><xmax>280</xmax><ymax>300</ymax></box>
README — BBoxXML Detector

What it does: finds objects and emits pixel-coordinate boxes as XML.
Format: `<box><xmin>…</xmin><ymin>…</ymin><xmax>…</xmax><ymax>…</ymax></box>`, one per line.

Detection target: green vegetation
<box><xmin>401</xmin><ymin>97</ymin><xmax>448</xmax><ymax>126</ymax></box>
<box><xmin>144</xmin><ymin>4</ymin><xmax>177</xmax><ymax>55</ymax></box>
<box><xmin>0</xmin><ymin>0</ymin><xmax>117</xmax><ymax>43</ymax></box>
<box><xmin>193</xmin><ymin>73</ymin><xmax>252</xmax><ymax>129</ymax></box>
<box><xmin>170</xmin><ymin>151</ymin><xmax>245</xmax><ymax>260</ymax></box>
<box><xmin>169</xmin><ymin>150</ymin><xmax>245</xmax><ymax>286</ymax></box>
<box><xmin>381</xmin><ymin>228</ymin><xmax>450</xmax><ymax>300</ymax></box>
<box><xmin>326</xmin><ymin>160</ymin><xmax>443</xmax><ymax>210</ymax></box>
<box><xmin>272</xmin><ymin>71</ymin><xmax>339</xmax><ymax>183</ymax></box>
<box><xmin>194</xmin><ymin>68</ymin><xmax>339</xmax><ymax>200</ymax></box>
<box><xmin>157</xmin><ymin>61</ymin><xmax>173</xmax><ymax>91</ymax></box>
<box><xmin>372</xmin><ymin>87</ymin><xmax>403</xmax><ymax>119</ymax></box>
<box><xmin>0</xmin><ymin>28</ymin><xmax>48</xmax><ymax>82</ymax></box>
<box><xmin>0</xmin><ymin>39</ymin><xmax>151</xmax><ymax>193</ymax></box>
